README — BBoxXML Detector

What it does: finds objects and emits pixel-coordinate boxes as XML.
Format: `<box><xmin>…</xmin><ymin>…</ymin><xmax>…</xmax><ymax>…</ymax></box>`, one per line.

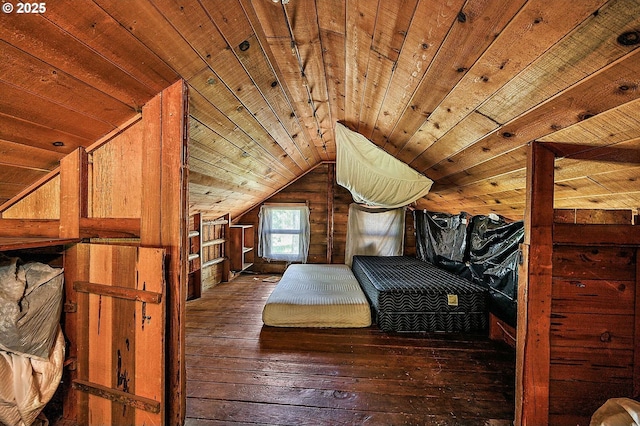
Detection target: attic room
<box><xmin>0</xmin><ymin>0</ymin><xmax>639</xmax><ymax>425</ymax></box>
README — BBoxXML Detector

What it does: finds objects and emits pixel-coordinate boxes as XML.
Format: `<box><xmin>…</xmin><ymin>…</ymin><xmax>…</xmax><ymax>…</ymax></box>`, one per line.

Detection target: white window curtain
<box><xmin>258</xmin><ymin>204</ymin><xmax>310</xmax><ymax>263</ymax></box>
<box><xmin>345</xmin><ymin>203</ymin><xmax>405</xmax><ymax>266</ymax></box>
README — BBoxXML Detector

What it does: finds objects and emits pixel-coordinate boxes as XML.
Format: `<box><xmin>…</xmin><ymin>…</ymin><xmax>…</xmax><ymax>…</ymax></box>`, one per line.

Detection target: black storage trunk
<box><xmin>351</xmin><ymin>256</ymin><xmax>488</xmax><ymax>332</ymax></box>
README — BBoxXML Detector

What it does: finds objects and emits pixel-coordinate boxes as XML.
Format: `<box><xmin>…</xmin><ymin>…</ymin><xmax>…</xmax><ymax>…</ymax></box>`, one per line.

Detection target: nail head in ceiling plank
<box><xmin>150</xmin><ymin>0</ymin><xmax>229</xmax><ymax>66</ymax></box>
<box><xmin>200</xmin><ymin>0</ymin><xmax>255</xmax><ymax>48</ymax></box>
<box><xmin>0</xmin><ymin>139</ymin><xmax>64</xmax><ymax>172</ymax></box>
<box><xmin>371</xmin><ymin>0</ymin><xmax>418</xmax><ymax>63</ymax></box>
<box><xmin>267</xmin><ymin>38</ymin><xmax>332</xmax><ymax>157</ymax></box>
<box><xmin>233</xmin><ymin>34</ymin><xmax>319</xmax><ymax>167</ymax></box>
<box><xmin>0</xmin><ymin>113</ymin><xmax>89</xmax><ymax>153</ymax></box>
<box><xmin>208</xmin><ymin>45</ymin><xmax>311</xmax><ymax>171</ymax></box>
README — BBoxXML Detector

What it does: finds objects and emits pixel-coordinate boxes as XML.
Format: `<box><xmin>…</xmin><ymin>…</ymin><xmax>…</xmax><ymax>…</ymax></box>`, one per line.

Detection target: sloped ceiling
<box><xmin>1</xmin><ymin>0</ymin><xmax>639</xmax><ymax>221</ymax></box>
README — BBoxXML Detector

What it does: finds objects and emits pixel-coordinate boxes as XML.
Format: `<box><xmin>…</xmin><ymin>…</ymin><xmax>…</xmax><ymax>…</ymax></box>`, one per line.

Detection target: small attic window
<box><xmin>258</xmin><ymin>203</ymin><xmax>310</xmax><ymax>263</ymax></box>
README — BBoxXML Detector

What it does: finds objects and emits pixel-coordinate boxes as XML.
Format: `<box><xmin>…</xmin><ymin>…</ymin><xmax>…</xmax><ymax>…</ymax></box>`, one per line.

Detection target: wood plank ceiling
<box><xmin>1</xmin><ymin>0</ymin><xmax>639</xmax><ymax>221</ymax></box>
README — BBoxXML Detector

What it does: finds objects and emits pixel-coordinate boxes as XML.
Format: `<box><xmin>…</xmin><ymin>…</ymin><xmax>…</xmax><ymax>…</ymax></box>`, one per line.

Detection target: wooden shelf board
<box><xmin>188</xmin><ymin>230</ymin><xmax>200</xmax><ymax>238</ymax></box>
<box><xmin>0</xmin><ymin>237</ymin><xmax>80</xmax><ymax>251</ymax></box>
<box><xmin>188</xmin><ymin>253</ymin><xmax>199</xmax><ymax>261</ymax></box>
<box><xmin>204</xmin><ymin>219</ymin><xmax>228</xmax><ymax>226</ymax></box>
<box><xmin>202</xmin><ymin>238</ymin><xmax>225</xmax><ymax>247</ymax></box>
<box><xmin>231</xmin><ymin>224</ymin><xmax>252</xmax><ymax>229</ymax></box>
<box><xmin>202</xmin><ymin>257</ymin><xmax>225</xmax><ymax>268</ymax></box>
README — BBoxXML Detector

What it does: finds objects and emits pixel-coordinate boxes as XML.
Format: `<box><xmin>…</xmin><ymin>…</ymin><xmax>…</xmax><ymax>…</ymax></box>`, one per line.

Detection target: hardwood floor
<box><xmin>185</xmin><ymin>273</ymin><xmax>516</xmax><ymax>426</ymax></box>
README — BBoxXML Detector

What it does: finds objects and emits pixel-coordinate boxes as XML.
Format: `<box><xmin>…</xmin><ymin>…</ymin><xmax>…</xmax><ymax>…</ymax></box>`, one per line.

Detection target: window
<box><xmin>258</xmin><ymin>204</ymin><xmax>310</xmax><ymax>263</ymax></box>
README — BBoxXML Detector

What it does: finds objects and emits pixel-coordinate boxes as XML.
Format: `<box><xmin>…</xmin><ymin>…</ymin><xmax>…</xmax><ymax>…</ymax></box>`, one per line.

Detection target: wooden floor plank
<box><xmin>185</xmin><ymin>273</ymin><xmax>516</xmax><ymax>425</ymax></box>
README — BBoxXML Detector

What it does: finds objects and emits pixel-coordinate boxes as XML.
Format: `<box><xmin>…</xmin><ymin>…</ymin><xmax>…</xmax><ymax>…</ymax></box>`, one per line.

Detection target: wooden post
<box><xmin>141</xmin><ymin>80</ymin><xmax>189</xmax><ymax>426</ymax></box>
<box><xmin>327</xmin><ymin>163</ymin><xmax>335</xmax><ymax>264</ymax></box>
<box><xmin>59</xmin><ymin>147</ymin><xmax>88</xmax><ymax>239</ymax></box>
<box><xmin>635</xmin><ymin>247</ymin><xmax>640</xmax><ymax>398</ymax></box>
<box><xmin>516</xmin><ymin>142</ymin><xmax>555</xmax><ymax>426</ymax></box>
<box><xmin>62</xmin><ymin>243</ymin><xmax>91</xmax><ymax>422</ymax></box>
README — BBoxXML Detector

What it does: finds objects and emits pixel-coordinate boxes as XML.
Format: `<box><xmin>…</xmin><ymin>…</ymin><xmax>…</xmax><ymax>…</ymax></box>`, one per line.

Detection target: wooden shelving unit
<box><xmin>187</xmin><ymin>213</ymin><xmax>201</xmax><ymax>300</ymax></box>
<box><xmin>201</xmin><ymin>213</ymin><xmax>230</xmax><ymax>287</ymax></box>
<box><xmin>229</xmin><ymin>224</ymin><xmax>254</xmax><ymax>273</ymax></box>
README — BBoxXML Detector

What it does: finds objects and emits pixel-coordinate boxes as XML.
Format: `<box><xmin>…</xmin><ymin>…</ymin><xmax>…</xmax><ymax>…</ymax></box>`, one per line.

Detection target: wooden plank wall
<box><xmin>548</xmin><ymin>211</ymin><xmax>638</xmax><ymax>426</ymax></box>
<box><xmin>1</xmin><ymin>175</ymin><xmax>60</xmax><ymax>219</ymax></box>
<box><xmin>235</xmin><ymin>163</ymin><xmax>416</xmax><ymax>275</ymax></box>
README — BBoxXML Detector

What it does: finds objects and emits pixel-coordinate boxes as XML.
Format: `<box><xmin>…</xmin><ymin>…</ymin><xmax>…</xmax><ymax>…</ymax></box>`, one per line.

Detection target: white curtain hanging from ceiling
<box><xmin>335</xmin><ymin>122</ymin><xmax>433</xmax><ymax>208</ymax></box>
<box><xmin>345</xmin><ymin>203</ymin><xmax>405</xmax><ymax>267</ymax></box>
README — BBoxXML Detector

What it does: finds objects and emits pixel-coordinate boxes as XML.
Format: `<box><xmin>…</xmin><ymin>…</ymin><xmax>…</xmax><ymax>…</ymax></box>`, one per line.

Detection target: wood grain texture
<box><xmin>59</xmin><ymin>148</ymin><xmax>87</xmax><ymax>238</ymax></box>
<box><xmin>516</xmin><ymin>143</ymin><xmax>555</xmax><ymax>426</ymax></box>
<box><xmin>72</xmin><ymin>244</ymin><xmax>165</xmax><ymax>426</ymax></box>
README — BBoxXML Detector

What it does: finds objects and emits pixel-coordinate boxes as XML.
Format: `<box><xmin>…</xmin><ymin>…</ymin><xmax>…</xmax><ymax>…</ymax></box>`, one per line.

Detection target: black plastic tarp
<box><xmin>466</xmin><ymin>215</ymin><xmax>524</xmax><ymax>327</ymax></box>
<box><xmin>413</xmin><ymin>210</ymin><xmax>523</xmax><ymax>327</ymax></box>
<box><xmin>414</xmin><ymin>210</ymin><xmax>469</xmax><ymax>274</ymax></box>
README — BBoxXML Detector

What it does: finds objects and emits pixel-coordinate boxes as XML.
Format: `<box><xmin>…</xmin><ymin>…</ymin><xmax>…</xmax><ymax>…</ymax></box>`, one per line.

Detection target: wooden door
<box><xmin>70</xmin><ymin>243</ymin><xmax>165</xmax><ymax>425</ymax></box>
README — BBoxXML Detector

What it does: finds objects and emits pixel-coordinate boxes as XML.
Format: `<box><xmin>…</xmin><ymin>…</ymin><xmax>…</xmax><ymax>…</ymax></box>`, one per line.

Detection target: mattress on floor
<box><xmin>351</xmin><ymin>256</ymin><xmax>487</xmax><ymax>332</ymax></box>
<box><xmin>262</xmin><ymin>264</ymin><xmax>372</xmax><ymax>328</ymax></box>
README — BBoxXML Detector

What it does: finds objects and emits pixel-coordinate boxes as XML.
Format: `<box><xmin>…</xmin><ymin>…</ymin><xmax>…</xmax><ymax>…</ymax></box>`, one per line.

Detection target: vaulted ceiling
<box><xmin>1</xmin><ymin>0</ymin><xmax>639</xmax><ymax>221</ymax></box>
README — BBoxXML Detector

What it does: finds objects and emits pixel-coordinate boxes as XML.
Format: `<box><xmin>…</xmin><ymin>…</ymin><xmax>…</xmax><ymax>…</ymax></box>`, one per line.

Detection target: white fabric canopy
<box><xmin>336</xmin><ymin>122</ymin><xmax>433</xmax><ymax>208</ymax></box>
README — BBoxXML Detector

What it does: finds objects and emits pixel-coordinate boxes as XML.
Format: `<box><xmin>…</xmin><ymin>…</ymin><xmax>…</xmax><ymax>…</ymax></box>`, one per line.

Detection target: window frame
<box><xmin>258</xmin><ymin>203</ymin><xmax>310</xmax><ymax>263</ymax></box>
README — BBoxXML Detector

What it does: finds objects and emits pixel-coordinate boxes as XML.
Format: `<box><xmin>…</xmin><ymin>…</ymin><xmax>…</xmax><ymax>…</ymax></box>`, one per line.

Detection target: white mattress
<box><xmin>262</xmin><ymin>264</ymin><xmax>372</xmax><ymax>328</ymax></box>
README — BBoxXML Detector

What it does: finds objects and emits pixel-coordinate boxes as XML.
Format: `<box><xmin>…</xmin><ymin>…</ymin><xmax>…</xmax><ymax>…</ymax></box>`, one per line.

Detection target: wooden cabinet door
<box><xmin>70</xmin><ymin>243</ymin><xmax>165</xmax><ymax>425</ymax></box>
